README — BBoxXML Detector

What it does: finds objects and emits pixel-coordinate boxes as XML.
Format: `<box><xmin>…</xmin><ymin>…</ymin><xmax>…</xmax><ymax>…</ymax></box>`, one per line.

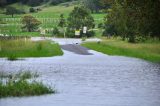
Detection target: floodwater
<box><xmin>0</xmin><ymin>38</ymin><xmax>160</xmax><ymax>106</ymax></box>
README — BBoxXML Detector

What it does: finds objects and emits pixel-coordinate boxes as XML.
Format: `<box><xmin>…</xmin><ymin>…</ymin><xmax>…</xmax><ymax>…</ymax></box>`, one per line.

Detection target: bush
<box><xmin>86</xmin><ymin>31</ymin><xmax>95</xmax><ymax>37</ymax></box>
<box><xmin>98</xmin><ymin>23</ymin><xmax>104</xmax><ymax>28</ymax></box>
<box><xmin>135</xmin><ymin>35</ymin><xmax>146</xmax><ymax>43</ymax></box>
<box><xmin>82</xmin><ymin>37</ymin><xmax>87</xmax><ymax>41</ymax></box>
<box><xmin>29</xmin><ymin>7</ymin><xmax>35</xmax><ymax>13</ymax></box>
<box><xmin>36</xmin><ymin>8</ymin><xmax>42</xmax><ymax>11</ymax></box>
<box><xmin>128</xmin><ymin>35</ymin><xmax>136</xmax><ymax>43</ymax></box>
<box><xmin>103</xmin><ymin>25</ymin><xmax>117</xmax><ymax>36</ymax></box>
<box><xmin>52</xmin><ymin>27</ymin><xmax>60</xmax><ymax>37</ymax></box>
<box><xmin>66</xmin><ymin>29</ymin><xmax>75</xmax><ymax>38</ymax></box>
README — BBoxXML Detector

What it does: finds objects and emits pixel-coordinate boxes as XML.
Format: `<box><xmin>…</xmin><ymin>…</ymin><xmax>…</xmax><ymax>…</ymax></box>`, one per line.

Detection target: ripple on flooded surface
<box><xmin>0</xmin><ymin>44</ymin><xmax>160</xmax><ymax>106</ymax></box>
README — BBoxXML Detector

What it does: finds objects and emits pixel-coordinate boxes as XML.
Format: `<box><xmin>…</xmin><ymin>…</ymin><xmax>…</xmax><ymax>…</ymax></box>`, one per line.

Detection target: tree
<box><xmin>22</xmin><ymin>15</ymin><xmax>41</xmax><ymax>32</ymax></box>
<box><xmin>68</xmin><ymin>6</ymin><xmax>95</xmax><ymax>29</ymax></box>
<box><xmin>67</xmin><ymin>6</ymin><xmax>95</xmax><ymax>37</ymax></box>
<box><xmin>6</xmin><ymin>6</ymin><xmax>17</xmax><ymax>18</ymax></box>
<box><xmin>104</xmin><ymin>0</ymin><xmax>160</xmax><ymax>42</ymax></box>
<box><xmin>58</xmin><ymin>14</ymin><xmax>66</xmax><ymax>38</ymax></box>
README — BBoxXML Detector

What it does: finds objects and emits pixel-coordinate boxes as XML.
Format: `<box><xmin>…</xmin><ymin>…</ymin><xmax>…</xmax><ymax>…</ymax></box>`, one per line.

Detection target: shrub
<box><xmin>135</xmin><ymin>35</ymin><xmax>146</xmax><ymax>43</ymax></box>
<box><xmin>86</xmin><ymin>31</ymin><xmax>95</xmax><ymax>37</ymax></box>
<box><xmin>52</xmin><ymin>27</ymin><xmax>60</xmax><ymax>37</ymax></box>
<box><xmin>98</xmin><ymin>23</ymin><xmax>104</xmax><ymax>28</ymax></box>
<box><xmin>29</xmin><ymin>7</ymin><xmax>35</xmax><ymax>13</ymax></box>
<box><xmin>82</xmin><ymin>37</ymin><xmax>87</xmax><ymax>41</ymax></box>
<box><xmin>66</xmin><ymin>29</ymin><xmax>75</xmax><ymax>38</ymax></box>
<box><xmin>7</xmin><ymin>54</ymin><xmax>18</xmax><ymax>61</ymax></box>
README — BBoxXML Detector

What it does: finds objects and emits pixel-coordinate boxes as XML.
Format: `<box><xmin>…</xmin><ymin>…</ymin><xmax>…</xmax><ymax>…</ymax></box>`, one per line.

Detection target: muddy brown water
<box><xmin>0</xmin><ymin>43</ymin><xmax>160</xmax><ymax>106</ymax></box>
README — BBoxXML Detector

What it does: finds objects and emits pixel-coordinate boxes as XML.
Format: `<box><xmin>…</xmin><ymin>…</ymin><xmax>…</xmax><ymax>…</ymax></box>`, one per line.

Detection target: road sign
<box><xmin>83</xmin><ymin>26</ymin><xmax>87</xmax><ymax>34</ymax></box>
<box><xmin>40</xmin><ymin>29</ymin><xmax>46</xmax><ymax>35</ymax></box>
<box><xmin>75</xmin><ymin>30</ymin><xmax>80</xmax><ymax>36</ymax></box>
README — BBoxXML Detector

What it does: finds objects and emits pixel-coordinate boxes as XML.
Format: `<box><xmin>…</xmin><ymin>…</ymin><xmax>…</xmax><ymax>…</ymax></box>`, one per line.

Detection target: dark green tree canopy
<box><xmin>104</xmin><ymin>0</ymin><xmax>160</xmax><ymax>42</ymax></box>
<box><xmin>58</xmin><ymin>14</ymin><xmax>66</xmax><ymax>28</ymax></box>
<box><xmin>67</xmin><ymin>6</ymin><xmax>95</xmax><ymax>30</ymax></box>
<box><xmin>5</xmin><ymin>6</ymin><xmax>18</xmax><ymax>17</ymax></box>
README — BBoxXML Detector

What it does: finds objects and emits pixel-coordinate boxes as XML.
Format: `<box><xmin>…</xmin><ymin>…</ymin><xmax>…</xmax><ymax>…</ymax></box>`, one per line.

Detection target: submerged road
<box><xmin>0</xmin><ymin>38</ymin><xmax>160</xmax><ymax>106</ymax></box>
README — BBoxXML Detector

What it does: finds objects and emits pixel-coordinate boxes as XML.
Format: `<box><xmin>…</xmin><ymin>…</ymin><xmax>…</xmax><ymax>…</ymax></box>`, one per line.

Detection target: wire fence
<box><xmin>0</xmin><ymin>18</ymin><xmax>104</xmax><ymax>34</ymax></box>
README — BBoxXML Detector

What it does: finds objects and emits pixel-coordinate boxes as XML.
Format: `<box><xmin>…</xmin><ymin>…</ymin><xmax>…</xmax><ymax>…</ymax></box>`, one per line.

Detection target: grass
<box><xmin>0</xmin><ymin>71</ymin><xmax>54</xmax><ymax>98</ymax></box>
<box><xmin>0</xmin><ymin>39</ymin><xmax>63</xmax><ymax>59</ymax></box>
<box><xmin>0</xmin><ymin>2</ymin><xmax>106</xmax><ymax>36</ymax></box>
<box><xmin>82</xmin><ymin>38</ymin><xmax>160</xmax><ymax>62</ymax></box>
<box><xmin>7</xmin><ymin>54</ymin><xmax>18</xmax><ymax>61</ymax></box>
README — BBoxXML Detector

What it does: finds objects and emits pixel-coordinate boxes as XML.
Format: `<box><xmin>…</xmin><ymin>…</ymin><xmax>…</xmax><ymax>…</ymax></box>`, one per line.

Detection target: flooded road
<box><xmin>0</xmin><ymin>38</ymin><xmax>160</xmax><ymax>106</ymax></box>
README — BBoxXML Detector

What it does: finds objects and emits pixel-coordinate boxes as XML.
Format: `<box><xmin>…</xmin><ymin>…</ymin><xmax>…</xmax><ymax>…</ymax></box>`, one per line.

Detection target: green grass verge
<box><xmin>82</xmin><ymin>39</ymin><xmax>160</xmax><ymax>62</ymax></box>
<box><xmin>0</xmin><ymin>71</ymin><xmax>55</xmax><ymax>98</ymax></box>
<box><xmin>0</xmin><ymin>39</ymin><xmax>63</xmax><ymax>59</ymax></box>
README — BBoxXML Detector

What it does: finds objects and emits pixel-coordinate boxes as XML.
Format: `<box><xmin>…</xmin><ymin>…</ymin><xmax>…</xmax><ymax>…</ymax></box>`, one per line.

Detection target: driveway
<box><xmin>0</xmin><ymin>38</ymin><xmax>160</xmax><ymax>106</ymax></box>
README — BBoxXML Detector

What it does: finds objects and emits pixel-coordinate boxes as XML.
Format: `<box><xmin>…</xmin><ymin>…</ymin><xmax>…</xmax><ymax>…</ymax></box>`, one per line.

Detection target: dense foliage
<box><xmin>104</xmin><ymin>0</ymin><xmax>160</xmax><ymax>42</ymax></box>
<box><xmin>67</xmin><ymin>6</ymin><xmax>95</xmax><ymax>37</ymax></box>
<box><xmin>0</xmin><ymin>0</ymin><xmax>77</xmax><ymax>6</ymax></box>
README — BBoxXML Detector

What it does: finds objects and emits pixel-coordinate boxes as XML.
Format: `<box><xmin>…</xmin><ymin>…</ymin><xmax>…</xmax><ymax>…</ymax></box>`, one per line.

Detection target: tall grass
<box><xmin>0</xmin><ymin>39</ymin><xmax>63</xmax><ymax>59</ymax></box>
<box><xmin>82</xmin><ymin>39</ymin><xmax>160</xmax><ymax>62</ymax></box>
<box><xmin>0</xmin><ymin>71</ymin><xmax>55</xmax><ymax>98</ymax></box>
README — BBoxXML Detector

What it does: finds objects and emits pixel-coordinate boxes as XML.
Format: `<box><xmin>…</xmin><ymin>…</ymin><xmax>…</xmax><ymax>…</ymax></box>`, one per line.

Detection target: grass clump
<box><xmin>0</xmin><ymin>39</ymin><xmax>63</xmax><ymax>59</ymax></box>
<box><xmin>82</xmin><ymin>39</ymin><xmax>160</xmax><ymax>62</ymax></box>
<box><xmin>82</xmin><ymin>37</ymin><xmax>87</xmax><ymax>41</ymax></box>
<box><xmin>0</xmin><ymin>71</ymin><xmax>55</xmax><ymax>98</ymax></box>
<box><xmin>15</xmin><ymin>71</ymin><xmax>39</xmax><ymax>80</ymax></box>
<box><xmin>7</xmin><ymin>54</ymin><xmax>18</xmax><ymax>61</ymax></box>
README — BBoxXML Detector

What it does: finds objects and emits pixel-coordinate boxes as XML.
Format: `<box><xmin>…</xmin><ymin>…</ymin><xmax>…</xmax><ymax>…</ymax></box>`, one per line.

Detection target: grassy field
<box><xmin>0</xmin><ymin>2</ymin><xmax>105</xmax><ymax>37</ymax></box>
<box><xmin>0</xmin><ymin>71</ymin><xmax>54</xmax><ymax>98</ymax></box>
<box><xmin>0</xmin><ymin>39</ymin><xmax>63</xmax><ymax>59</ymax></box>
<box><xmin>82</xmin><ymin>38</ymin><xmax>160</xmax><ymax>62</ymax></box>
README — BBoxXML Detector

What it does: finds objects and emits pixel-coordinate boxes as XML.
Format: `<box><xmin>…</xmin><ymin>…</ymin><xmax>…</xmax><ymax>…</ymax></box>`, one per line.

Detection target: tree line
<box><xmin>0</xmin><ymin>0</ymin><xmax>76</xmax><ymax>7</ymax></box>
<box><xmin>21</xmin><ymin>6</ymin><xmax>95</xmax><ymax>38</ymax></box>
<box><xmin>103</xmin><ymin>0</ymin><xmax>160</xmax><ymax>42</ymax></box>
<box><xmin>82</xmin><ymin>0</ymin><xmax>160</xmax><ymax>42</ymax></box>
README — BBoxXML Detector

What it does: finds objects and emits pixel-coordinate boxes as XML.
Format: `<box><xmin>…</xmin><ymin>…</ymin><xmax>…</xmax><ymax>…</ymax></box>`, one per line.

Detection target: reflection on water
<box><xmin>0</xmin><ymin>46</ymin><xmax>160</xmax><ymax>106</ymax></box>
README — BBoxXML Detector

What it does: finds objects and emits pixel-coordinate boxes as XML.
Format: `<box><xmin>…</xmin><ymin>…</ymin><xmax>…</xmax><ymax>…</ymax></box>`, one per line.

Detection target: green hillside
<box><xmin>0</xmin><ymin>1</ymin><xmax>105</xmax><ymax>36</ymax></box>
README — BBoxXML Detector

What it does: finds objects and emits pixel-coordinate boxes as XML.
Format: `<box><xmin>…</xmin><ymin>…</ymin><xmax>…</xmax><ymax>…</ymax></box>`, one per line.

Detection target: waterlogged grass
<box><xmin>0</xmin><ymin>39</ymin><xmax>63</xmax><ymax>59</ymax></box>
<box><xmin>0</xmin><ymin>80</ymin><xmax>54</xmax><ymax>98</ymax></box>
<box><xmin>0</xmin><ymin>71</ymin><xmax>55</xmax><ymax>98</ymax></box>
<box><xmin>82</xmin><ymin>39</ymin><xmax>160</xmax><ymax>62</ymax></box>
<box><xmin>0</xmin><ymin>71</ymin><xmax>38</xmax><ymax>79</ymax></box>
